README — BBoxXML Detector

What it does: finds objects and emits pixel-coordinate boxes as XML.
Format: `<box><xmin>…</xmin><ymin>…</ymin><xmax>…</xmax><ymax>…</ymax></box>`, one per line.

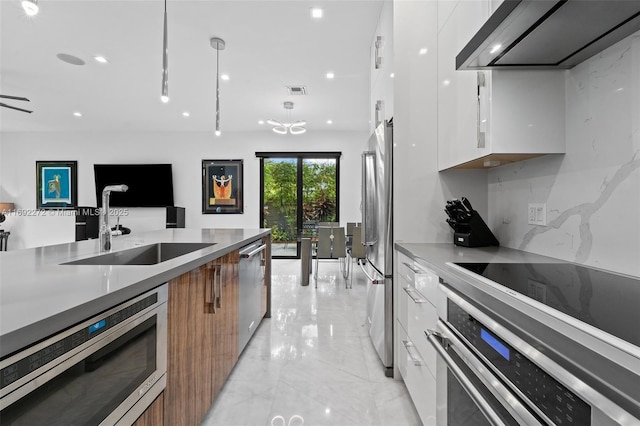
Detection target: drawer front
<box><xmin>413</xmin><ymin>263</ymin><xmax>439</xmax><ymax>308</ymax></box>
<box><xmin>408</xmin><ymin>297</ymin><xmax>438</xmax><ymax>378</ymax></box>
<box><xmin>398</xmin><ymin>256</ymin><xmax>439</xmax><ymax>307</ymax></box>
<box><xmin>398</xmin><ymin>275</ymin><xmax>410</xmax><ymax>332</ymax></box>
<box><xmin>397</xmin><ymin>320</ymin><xmax>409</xmax><ymax>380</ymax></box>
<box><xmin>399</xmin><ymin>329</ymin><xmax>437</xmax><ymax>425</ymax></box>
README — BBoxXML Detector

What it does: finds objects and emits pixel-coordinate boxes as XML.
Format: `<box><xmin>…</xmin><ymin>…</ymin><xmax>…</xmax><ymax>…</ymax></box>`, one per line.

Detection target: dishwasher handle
<box><xmin>240</xmin><ymin>243</ymin><xmax>267</xmax><ymax>259</ymax></box>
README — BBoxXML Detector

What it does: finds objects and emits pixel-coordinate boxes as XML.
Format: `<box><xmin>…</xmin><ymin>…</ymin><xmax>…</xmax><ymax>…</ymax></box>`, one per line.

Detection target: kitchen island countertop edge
<box><xmin>0</xmin><ymin>228</ymin><xmax>270</xmax><ymax>358</ymax></box>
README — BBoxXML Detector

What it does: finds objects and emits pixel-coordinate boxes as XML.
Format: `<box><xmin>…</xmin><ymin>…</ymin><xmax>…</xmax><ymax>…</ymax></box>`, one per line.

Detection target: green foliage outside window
<box><xmin>263</xmin><ymin>159</ymin><xmax>337</xmax><ymax>242</ymax></box>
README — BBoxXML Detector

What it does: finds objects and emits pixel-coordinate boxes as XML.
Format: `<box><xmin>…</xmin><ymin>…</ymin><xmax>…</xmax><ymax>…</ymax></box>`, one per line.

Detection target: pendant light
<box><xmin>160</xmin><ymin>0</ymin><xmax>169</xmax><ymax>103</ymax></box>
<box><xmin>267</xmin><ymin>101</ymin><xmax>306</xmax><ymax>134</ymax></box>
<box><xmin>210</xmin><ymin>37</ymin><xmax>225</xmax><ymax>136</ymax></box>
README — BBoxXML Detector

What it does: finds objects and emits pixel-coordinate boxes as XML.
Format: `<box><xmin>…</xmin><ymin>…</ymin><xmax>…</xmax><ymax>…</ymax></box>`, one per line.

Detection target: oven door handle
<box><xmin>426</xmin><ymin>325</ymin><xmax>542</xmax><ymax>426</ymax></box>
<box><xmin>426</xmin><ymin>329</ymin><xmax>509</xmax><ymax>426</ymax></box>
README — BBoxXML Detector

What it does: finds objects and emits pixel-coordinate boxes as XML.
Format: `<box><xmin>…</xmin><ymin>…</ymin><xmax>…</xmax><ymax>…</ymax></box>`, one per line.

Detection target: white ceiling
<box><xmin>0</xmin><ymin>0</ymin><xmax>383</xmax><ymax>133</ymax></box>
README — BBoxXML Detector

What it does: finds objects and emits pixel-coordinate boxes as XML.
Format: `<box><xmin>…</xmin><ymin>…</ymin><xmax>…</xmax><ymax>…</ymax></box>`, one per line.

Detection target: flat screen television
<box><xmin>94</xmin><ymin>164</ymin><xmax>175</xmax><ymax>207</ymax></box>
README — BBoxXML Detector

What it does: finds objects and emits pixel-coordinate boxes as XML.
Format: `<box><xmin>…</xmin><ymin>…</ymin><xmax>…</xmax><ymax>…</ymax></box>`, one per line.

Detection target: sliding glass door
<box><xmin>259</xmin><ymin>152</ymin><xmax>340</xmax><ymax>258</ymax></box>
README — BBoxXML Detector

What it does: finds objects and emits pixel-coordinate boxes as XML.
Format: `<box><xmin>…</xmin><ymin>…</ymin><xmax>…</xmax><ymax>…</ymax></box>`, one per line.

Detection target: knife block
<box><xmin>453</xmin><ymin>212</ymin><xmax>499</xmax><ymax>247</ymax></box>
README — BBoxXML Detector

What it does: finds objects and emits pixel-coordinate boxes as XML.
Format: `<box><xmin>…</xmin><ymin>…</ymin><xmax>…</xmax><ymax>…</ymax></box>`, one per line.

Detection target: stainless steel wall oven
<box><xmin>427</xmin><ymin>270</ymin><xmax>639</xmax><ymax>426</ymax></box>
<box><xmin>0</xmin><ymin>284</ymin><xmax>167</xmax><ymax>425</ymax></box>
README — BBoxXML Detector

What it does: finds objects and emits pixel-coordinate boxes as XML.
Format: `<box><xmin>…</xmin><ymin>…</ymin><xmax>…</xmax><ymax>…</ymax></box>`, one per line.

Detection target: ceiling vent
<box><xmin>286</xmin><ymin>86</ymin><xmax>307</xmax><ymax>95</ymax></box>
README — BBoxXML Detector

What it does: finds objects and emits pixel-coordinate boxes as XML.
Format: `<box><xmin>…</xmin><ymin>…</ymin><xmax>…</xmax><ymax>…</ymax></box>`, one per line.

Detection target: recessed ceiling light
<box><xmin>419</xmin><ymin>48</ymin><xmax>428</xmax><ymax>55</ymax></box>
<box><xmin>327</xmin><ymin>120</ymin><xmax>333</xmax><ymax>124</ymax></box>
<box><xmin>390</xmin><ymin>73</ymin><xmax>395</xmax><ymax>78</ymax></box>
<box><xmin>443</xmin><ymin>79</ymin><xmax>451</xmax><ymax>86</ymax></box>
<box><xmin>489</xmin><ymin>44</ymin><xmax>502</xmax><ymax>54</ymax></box>
<box><xmin>326</xmin><ymin>72</ymin><xmax>334</xmax><ymax>79</ymax></box>
<box><xmin>182</xmin><ymin>112</ymin><xmax>190</xmax><ymax>117</ymax></box>
<box><xmin>56</xmin><ymin>53</ymin><xmax>85</xmax><ymax>66</ymax></box>
<box><xmin>73</xmin><ymin>112</ymin><xmax>82</xmax><ymax>117</ymax></box>
<box><xmin>258</xmin><ymin>120</ymin><xmax>265</xmax><ymax>125</ymax></box>
<box><xmin>94</xmin><ymin>56</ymin><xmax>109</xmax><ymax>64</ymax></box>
<box><xmin>311</xmin><ymin>8</ymin><xmax>323</xmax><ymax>19</ymax></box>
<box><xmin>221</xmin><ymin>74</ymin><xmax>230</xmax><ymax>81</ymax></box>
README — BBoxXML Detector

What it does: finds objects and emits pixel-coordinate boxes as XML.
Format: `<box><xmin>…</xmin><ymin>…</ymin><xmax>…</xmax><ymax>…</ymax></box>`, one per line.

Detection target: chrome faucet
<box><xmin>99</xmin><ymin>184</ymin><xmax>128</xmax><ymax>252</ymax></box>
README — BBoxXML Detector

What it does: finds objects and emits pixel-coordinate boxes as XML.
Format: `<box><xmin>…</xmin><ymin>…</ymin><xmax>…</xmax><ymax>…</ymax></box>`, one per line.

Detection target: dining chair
<box><xmin>313</xmin><ymin>226</ymin><xmax>347</xmax><ymax>288</ymax></box>
<box><xmin>346</xmin><ymin>222</ymin><xmax>361</xmax><ymax>237</ymax></box>
<box><xmin>346</xmin><ymin>225</ymin><xmax>365</xmax><ymax>288</ymax></box>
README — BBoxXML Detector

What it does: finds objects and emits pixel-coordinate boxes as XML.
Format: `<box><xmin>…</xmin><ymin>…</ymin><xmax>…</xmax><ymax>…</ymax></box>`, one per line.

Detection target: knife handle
<box><xmin>461</xmin><ymin>197</ymin><xmax>474</xmax><ymax>213</ymax></box>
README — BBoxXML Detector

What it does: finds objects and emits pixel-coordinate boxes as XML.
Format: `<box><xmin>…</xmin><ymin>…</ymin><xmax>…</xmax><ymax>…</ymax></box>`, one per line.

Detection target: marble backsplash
<box><xmin>488</xmin><ymin>32</ymin><xmax>640</xmax><ymax>277</ymax></box>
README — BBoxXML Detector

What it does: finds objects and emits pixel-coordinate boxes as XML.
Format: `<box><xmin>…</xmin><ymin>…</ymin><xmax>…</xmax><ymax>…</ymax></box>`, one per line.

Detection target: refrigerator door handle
<box><xmin>358</xmin><ymin>259</ymin><xmax>384</xmax><ymax>284</ymax></box>
<box><xmin>361</xmin><ymin>151</ymin><xmax>378</xmax><ymax>246</ymax></box>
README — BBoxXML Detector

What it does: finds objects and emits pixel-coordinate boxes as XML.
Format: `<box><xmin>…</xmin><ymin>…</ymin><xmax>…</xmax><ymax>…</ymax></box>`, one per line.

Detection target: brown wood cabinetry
<box><xmin>164</xmin><ymin>252</ymin><xmax>239</xmax><ymax>426</ymax></box>
<box><xmin>133</xmin><ymin>392</ymin><xmax>164</xmax><ymax>426</ymax></box>
<box><xmin>212</xmin><ymin>250</ymin><xmax>239</xmax><ymax>397</ymax></box>
<box><xmin>153</xmin><ymin>237</ymin><xmax>270</xmax><ymax>426</ymax></box>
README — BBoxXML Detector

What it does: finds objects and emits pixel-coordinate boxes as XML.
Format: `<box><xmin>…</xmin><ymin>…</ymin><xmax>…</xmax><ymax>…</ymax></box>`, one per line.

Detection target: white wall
<box><xmin>393</xmin><ymin>1</ymin><xmax>488</xmax><ymax>244</ymax></box>
<box><xmin>0</xmin><ymin>130</ymin><xmax>367</xmax><ymax>249</ymax></box>
<box><xmin>488</xmin><ymin>32</ymin><xmax>640</xmax><ymax>277</ymax></box>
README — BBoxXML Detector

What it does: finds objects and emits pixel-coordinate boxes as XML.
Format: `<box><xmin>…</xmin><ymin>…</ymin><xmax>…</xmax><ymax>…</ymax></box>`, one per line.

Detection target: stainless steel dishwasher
<box><xmin>238</xmin><ymin>240</ymin><xmax>267</xmax><ymax>353</ymax></box>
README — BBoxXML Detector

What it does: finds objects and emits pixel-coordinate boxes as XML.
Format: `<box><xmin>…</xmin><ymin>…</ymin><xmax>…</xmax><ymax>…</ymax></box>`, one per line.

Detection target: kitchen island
<box><xmin>0</xmin><ymin>228</ymin><xmax>270</xmax><ymax>356</ymax></box>
<box><xmin>0</xmin><ymin>228</ymin><xmax>271</xmax><ymax>425</ymax></box>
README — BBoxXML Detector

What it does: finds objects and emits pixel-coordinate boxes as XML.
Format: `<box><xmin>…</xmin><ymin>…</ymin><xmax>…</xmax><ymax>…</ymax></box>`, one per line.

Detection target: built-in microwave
<box><xmin>0</xmin><ymin>284</ymin><xmax>167</xmax><ymax>425</ymax></box>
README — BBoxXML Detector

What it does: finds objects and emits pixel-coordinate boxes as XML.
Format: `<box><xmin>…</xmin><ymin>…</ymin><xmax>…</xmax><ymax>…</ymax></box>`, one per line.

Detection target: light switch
<box><xmin>528</xmin><ymin>203</ymin><xmax>546</xmax><ymax>226</ymax></box>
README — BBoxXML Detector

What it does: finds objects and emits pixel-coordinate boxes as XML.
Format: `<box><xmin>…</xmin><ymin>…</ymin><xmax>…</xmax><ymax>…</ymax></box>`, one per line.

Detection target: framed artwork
<box><xmin>202</xmin><ymin>159</ymin><xmax>244</xmax><ymax>214</ymax></box>
<box><xmin>36</xmin><ymin>161</ymin><xmax>78</xmax><ymax>209</ymax></box>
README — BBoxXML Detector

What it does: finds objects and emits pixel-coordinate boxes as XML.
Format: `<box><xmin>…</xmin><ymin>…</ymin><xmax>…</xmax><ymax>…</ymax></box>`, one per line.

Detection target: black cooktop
<box><xmin>454</xmin><ymin>262</ymin><xmax>640</xmax><ymax>347</ymax></box>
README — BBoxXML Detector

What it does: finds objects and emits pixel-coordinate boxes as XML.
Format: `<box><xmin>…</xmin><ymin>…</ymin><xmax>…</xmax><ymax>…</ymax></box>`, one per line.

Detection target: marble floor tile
<box><xmin>203</xmin><ymin>259</ymin><xmax>421</xmax><ymax>426</ymax></box>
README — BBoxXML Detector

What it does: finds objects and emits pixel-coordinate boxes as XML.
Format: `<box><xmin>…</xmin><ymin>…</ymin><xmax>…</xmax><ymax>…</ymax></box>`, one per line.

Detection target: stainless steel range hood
<box><xmin>456</xmin><ymin>0</ymin><xmax>640</xmax><ymax>70</ymax></box>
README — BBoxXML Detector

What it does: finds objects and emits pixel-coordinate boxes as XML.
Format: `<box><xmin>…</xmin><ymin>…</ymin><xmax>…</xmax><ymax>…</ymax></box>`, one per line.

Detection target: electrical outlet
<box><xmin>528</xmin><ymin>203</ymin><xmax>547</xmax><ymax>226</ymax></box>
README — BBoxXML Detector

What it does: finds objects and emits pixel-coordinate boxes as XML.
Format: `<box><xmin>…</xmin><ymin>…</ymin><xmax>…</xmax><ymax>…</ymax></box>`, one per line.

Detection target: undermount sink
<box><xmin>63</xmin><ymin>242</ymin><xmax>216</xmax><ymax>266</ymax></box>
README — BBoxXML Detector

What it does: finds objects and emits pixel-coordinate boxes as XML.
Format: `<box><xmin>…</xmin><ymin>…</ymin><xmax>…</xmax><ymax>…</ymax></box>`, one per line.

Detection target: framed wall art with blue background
<box><xmin>36</xmin><ymin>161</ymin><xmax>78</xmax><ymax>209</ymax></box>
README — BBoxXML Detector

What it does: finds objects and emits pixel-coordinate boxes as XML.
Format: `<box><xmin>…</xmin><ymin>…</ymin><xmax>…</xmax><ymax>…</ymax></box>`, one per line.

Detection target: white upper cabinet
<box><xmin>370</xmin><ymin>1</ymin><xmax>394</xmax><ymax>133</ymax></box>
<box><xmin>437</xmin><ymin>0</ymin><xmax>565</xmax><ymax>171</ymax></box>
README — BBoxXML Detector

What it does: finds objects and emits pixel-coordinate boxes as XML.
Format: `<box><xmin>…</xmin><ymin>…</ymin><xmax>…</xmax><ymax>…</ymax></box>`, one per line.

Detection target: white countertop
<box><xmin>395</xmin><ymin>241</ymin><xmax>640</xmax><ymax>359</ymax></box>
<box><xmin>0</xmin><ymin>228</ymin><xmax>270</xmax><ymax>357</ymax></box>
<box><xmin>394</xmin><ymin>242</ymin><xmax>566</xmax><ymax>278</ymax></box>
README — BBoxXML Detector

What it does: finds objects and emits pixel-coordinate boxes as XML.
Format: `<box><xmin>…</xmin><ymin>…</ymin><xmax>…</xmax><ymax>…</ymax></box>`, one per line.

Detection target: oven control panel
<box><xmin>448</xmin><ymin>300</ymin><xmax>591</xmax><ymax>426</ymax></box>
<box><xmin>1</xmin><ymin>293</ymin><xmax>157</xmax><ymax>390</ymax></box>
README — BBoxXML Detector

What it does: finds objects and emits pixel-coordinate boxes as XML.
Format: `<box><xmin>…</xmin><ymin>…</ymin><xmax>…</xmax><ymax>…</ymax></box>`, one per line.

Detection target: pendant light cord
<box><xmin>216</xmin><ymin>45</ymin><xmax>220</xmax><ymax>132</ymax></box>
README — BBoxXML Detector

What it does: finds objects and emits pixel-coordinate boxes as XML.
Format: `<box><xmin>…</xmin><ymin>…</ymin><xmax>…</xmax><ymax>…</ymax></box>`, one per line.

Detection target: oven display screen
<box><xmin>88</xmin><ymin>319</ymin><xmax>106</xmax><ymax>334</ymax></box>
<box><xmin>481</xmin><ymin>328</ymin><xmax>510</xmax><ymax>361</ymax></box>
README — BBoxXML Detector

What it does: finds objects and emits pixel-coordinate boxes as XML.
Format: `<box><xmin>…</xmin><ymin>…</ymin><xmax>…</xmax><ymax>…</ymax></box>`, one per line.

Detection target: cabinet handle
<box><xmin>477</xmin><ymin>71</ymin><xmax>486</xmax><ymax>149</ymax></box>
<box><xmin>204</xmin><ymin>265</ymin><xmax>217</xmax><ymax>313</ymax></box>
<box><xmin>402</xmin><ymin>262</ymin><xmax>420</xmax><ymax>275</ymax></box>
<box><xmin>403</xmin><ymin>286</ymin><xmax>427</xmax><ymax>303</ymax></box>
<box><xmin>401</xmin><ymin>340</ymin><xmax>423</xmax><ymax>366</ymax></box>
<box><xmin>216</xmin><ymin>266</ymin><xmax>223</xmax><ymax>309</ymax></box>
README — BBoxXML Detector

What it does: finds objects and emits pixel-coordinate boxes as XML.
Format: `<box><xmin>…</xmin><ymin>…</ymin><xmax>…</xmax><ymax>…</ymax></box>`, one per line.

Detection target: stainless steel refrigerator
<box><xmin>361</xmin><ymin>120</ymin><xmax>393</xmax><ymax>377</ymax></box>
